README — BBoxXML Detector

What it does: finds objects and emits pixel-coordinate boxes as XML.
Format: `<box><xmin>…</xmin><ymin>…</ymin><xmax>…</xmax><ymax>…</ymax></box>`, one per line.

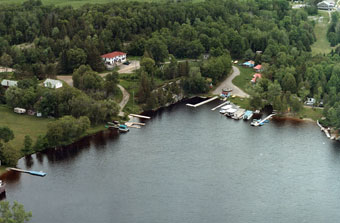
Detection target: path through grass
<box><xmin>311</xmin><ymin>10</ymin><xmax>335</xmax><ymax>55</ymax></box>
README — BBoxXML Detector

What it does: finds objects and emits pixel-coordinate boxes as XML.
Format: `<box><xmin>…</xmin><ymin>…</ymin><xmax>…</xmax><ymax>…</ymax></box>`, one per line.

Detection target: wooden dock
<box><xmin>8</xmin><ymin>168</ymin><xmax>47</xmax><ymax>177</ymax></box>
<box><xmin>317</xmin><ymin>120</ymin><xmax>331</xmax><ymax>138</ymax></box>
<box><xmin>186</xmin><ymin>96</ymin><xmax>218</xmax><ymax>108</ymax></box>
<box><xmin>254</xmin><ymin>114</ymin><xmax>275</xmax><ymax>126</ymax></box>
<box><xmin>211</xmin><ymin>101</ymin><xmax>230</xmax><ymax>111</ymax></box>
<box><xmin>129</xmin><ymin>114</ymin><xmax>151</xmax><ymax>119</ymax></box>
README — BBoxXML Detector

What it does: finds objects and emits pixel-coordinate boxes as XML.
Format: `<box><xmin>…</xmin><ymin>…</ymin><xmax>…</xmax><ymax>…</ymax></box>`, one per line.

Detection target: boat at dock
<box><xmin>219</xmin><ymin>104</ymin><xmax>233</xmax><ymax>114</ymax></box>
<box><xmin>118</xmin><ymin>124</ymin><xmax>129</xmax><ymax>133</ymax></box>
<box><xmin>232</xmin><ymin>109</ymin><xmax>246</xmax><ymax>120</ymax></box>
<box><xmin>225</xmin><ymin>107</ymin><xmax>238</xmax><ymax>117</ymax></box>
<box><xmin>243</xmin><ymin>110</ymin><xmax>253</xmax><ymax>120</ymax></box>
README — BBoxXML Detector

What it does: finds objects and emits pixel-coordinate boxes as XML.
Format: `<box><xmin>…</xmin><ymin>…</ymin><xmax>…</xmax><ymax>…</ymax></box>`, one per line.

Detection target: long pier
<box><xmin>211</xmin><ymin>101</ymin><xmax>230</xmax><ymax>111</ymax></box>
<box><xmin>254</xmin><ymin>114</ymin><xmax>275</xmax><ymax>126</ymax></box>
<box><xmin>129</xmin><ymin>114</ymin><xmax>151</xmax><ymax>119</ymax></box>
<box><xmin>186</xmin><ymin>96</ymin><xmax>218</xmax><ymax>108</ymax></box>
<box><xmin>317</xmin><ymin>120</ymin><xmax>331</xmax><ymax>138</ymax></box>
<box><xmin>8</xmin><ymin>168</ymin><xmax>47</xmax><ymax>177</ymax></box>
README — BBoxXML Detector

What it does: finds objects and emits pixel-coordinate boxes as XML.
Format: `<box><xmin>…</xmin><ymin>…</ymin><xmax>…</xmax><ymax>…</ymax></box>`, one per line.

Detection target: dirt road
<box><xmin>57</xmin><ymin>61</ymin><xmax>136</xmax><ymax>115</ymax></box>
<box><xmin>117</xmin><ymin>84</ymin><xmax>130</xmax><ymax>116</ymax></box>
<box><xmin>212</xmin><ymin>66</ymin><xmax>249</xmax><ymax>98</ymax></box>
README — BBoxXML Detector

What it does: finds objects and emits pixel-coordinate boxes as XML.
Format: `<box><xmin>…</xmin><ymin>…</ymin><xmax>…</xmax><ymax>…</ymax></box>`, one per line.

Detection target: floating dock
<box><xmin>253</xmin><ymin>114</ymin><xmax>275</xmax><ymax>126</ymax></box>
<box><xmin>186</xmin><ymin>96</ymin><xmax>218</xmax><ymax>108</ymax></box>
<box><xmin>317</xmin><ymin>120</ymin><xmax>331</xmax><ymax>138</ymax></box>
<box><xmin>211</xmin><ymin>101</ymin><xmax>230</xmax><ymax>111</ymax></box>
<box><xmin>129</xmin><ymin>114</ymin><xmax>151</xmax><ymax>119</ymax></box>
<box><xmin>8</xmin><ymin>168</ymin><xmax>46</xmax><ymax>177</ymax></box>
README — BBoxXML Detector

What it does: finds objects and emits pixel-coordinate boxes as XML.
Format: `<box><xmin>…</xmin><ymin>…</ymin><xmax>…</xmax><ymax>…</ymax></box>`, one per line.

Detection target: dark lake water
<box><xmin>2</xmin><ymin>98</ymin><xmax>340</xmax><ymax>223</ymax></box>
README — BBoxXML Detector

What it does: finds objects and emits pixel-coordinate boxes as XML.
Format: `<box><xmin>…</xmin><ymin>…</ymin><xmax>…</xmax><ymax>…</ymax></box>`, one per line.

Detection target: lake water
<box><xmin>2</xmin><ymin>98</ymin><xmax>340</xmax><ymax>223</ymax></box>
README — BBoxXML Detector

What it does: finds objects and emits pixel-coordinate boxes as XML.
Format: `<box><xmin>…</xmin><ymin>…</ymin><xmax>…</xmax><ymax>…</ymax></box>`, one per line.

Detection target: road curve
<box><xmin>212</xmin><ymin>66</ymin><xmax>249</xmax><ymax>98</ymax></box>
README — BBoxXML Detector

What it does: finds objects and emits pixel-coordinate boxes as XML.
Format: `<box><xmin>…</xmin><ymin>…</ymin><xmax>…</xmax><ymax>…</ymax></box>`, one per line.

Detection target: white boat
<box><xmin>219</xmin><ymin>104</ymin><xmax>233</xmax><ymax>114</ymax></box>
<box><xmin>225</xmin><ymin>108</ymin><xmax>238</xmax><ymax>117</ymax></box>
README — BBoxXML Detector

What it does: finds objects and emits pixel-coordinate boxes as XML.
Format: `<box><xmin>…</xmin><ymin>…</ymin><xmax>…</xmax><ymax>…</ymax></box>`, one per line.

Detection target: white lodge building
<box><xmin>317</xmin><ymin>1</ymin><xmax>334</xmax><ymax>10</ymax></box>
<box><xmin>101</xmin><ymin>51</ymin><xmax>127</xmax><ymax>65</ymax></box>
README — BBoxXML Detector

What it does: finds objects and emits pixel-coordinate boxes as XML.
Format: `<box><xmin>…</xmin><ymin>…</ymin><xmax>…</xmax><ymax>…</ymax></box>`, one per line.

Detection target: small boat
<box><xmin>250</xmin><ymin>119</ymin><xmax>264</xmax><ymax>126</ymax></box>
<box><xmin>219</xmin><ymin>104</ymin><xmax>233</xmax><ymax>114</ymax></box>
<box><xmin>28</xmin><ymin>171</ymin><xmax>47</xmax><ymax>177</ymax></box>
<box><xmin>225</xmin><ymin>108</ymin><xmax>238</xmax><ymax>117</ymax></box>
<box><xmin>0</xmin><ymin>180</ymin><xmax>5</xmax><ymax>194</ymax></box>
<box><xmin>243</xmin><ymin>110</ymin><xmax>253</xmax><ymax>120</ymax></box>
<box><xmin>118</xmin><ymin>124</ymin><xmax>129</xmax><ymax>133</ymax></box>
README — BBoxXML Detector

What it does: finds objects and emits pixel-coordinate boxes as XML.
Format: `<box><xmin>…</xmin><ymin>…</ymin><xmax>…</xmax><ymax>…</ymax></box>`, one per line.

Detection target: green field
<box><xmin>0</xmin><ymin>105</ymin><xmax>53</xmax><ymax>151</ymax></box>
<box><xmin>311</xmin><ymin>11</ymin><xmax>335</xmax><ymax>55</ymax></box>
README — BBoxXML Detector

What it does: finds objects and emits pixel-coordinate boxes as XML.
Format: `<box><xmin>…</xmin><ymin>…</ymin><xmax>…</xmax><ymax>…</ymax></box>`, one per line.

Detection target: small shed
<box><xmin>254</xmin><ymin>64</ymin><xmax>262</xmax><ymax>72</ymax></box>
<box><xmin>242</xmin><ymin>60</ymin><xmax>255</xmax><ymax>68</ymax></box>
<box><xmin>1</xmin><ymin>79</ymin><xmax>18</xmax><ymax>88</ymax></box>
<box><xmin>14</xmin><ymin>107</ymin><xmax>26</xmax><ymax>114</ymax></box>
<box><xmin>251</xmin><ymin>73</ymin><xmax>262</xmax><ymax>83</ymax></box>
<box><xmin>44</xmin><ymin>79</ymin><xmax>63</xmax><ymax>89</ymax></box>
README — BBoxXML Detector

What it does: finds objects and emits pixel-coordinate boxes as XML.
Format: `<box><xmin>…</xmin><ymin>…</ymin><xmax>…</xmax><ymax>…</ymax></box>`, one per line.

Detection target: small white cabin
<box><xmin>44</xmin><ymin>78</ymin><xmax>63</xmax><ymax>89</ymax></box>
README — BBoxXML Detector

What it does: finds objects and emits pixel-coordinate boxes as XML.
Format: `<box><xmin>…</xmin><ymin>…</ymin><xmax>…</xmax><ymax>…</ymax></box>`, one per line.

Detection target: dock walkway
<box><xmin>317</xmin><ymin>120</ymin><xmax>331</xmax><ymax>138</ymax></box>
<box><xmin>187</xmin><ymin>96</ymin><xmax>218</xmax><ymax>108</ymax></box>
<box><xmin>254</xmin><ymin>114</ymin><xmax>275</xmax><ymax>126</ymax></box>
<box><xmin>211</xmin><ymin>101</ymin><xmax>230</xmax><ymax>111</ymax></box>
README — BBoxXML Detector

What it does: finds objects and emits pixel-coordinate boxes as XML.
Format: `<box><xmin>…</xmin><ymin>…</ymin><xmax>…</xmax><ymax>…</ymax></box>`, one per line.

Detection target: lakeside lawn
<box><xmin>0</xmin><ymin>105</ymin><xmax>53</xmax><ymax>151</ymax></box>
<box><xmin>232</xmin><ymin>65</ymin><xmax>254</xmax><ymax>94</ymax></box>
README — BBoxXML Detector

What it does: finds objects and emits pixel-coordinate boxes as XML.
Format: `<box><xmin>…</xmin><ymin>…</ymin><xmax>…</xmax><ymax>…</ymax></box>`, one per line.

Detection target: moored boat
<box><xmin>243</xmin><ymin>110</ymin><xmax>253</xmax><ymax>120</ymax></box>
<box><xmin>118</xmin><ymin>124</ymin><xmax>129</xmax><ymax>133</ymax></box>
<box><xmin>225</xmin><ymin>108</ymin><xmax>238</xmax><ymax>117</ymax></box>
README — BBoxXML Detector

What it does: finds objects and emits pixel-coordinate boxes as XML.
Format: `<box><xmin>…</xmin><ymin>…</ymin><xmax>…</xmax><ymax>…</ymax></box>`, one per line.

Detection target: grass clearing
<box><xmin>229</xmin><ymin>96</ymin><xmax>251</xmax><ymax>110</ymax></box>
<box><xmin>311</xmin><ymin>10</ymin><xmax>336</xmax><ymax>55</ymax></box>
<box><xmin>297</xmin><ymin>106</ymin><xmax>324</xmax><ymax>121</ymax></box>
<box><xmin>232</xmin><ymin>65</ymin><xmax>254</xmax><ymax>94</ymax></box>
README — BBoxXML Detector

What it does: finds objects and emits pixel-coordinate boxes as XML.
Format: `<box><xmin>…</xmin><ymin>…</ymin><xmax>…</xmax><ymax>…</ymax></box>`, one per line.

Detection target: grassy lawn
<box><xmin>0</xmin><ymin>105</ymin><xmax>53</xmax><ymax>151</ymax></box>
<box><xmin>229</xmin><ymin>96</ymin><xmax>251</xmax><ymax>110</ymax></box>
<box><xmin>311</xmin><ymin>10</ymin><xmax>336</xmax><ymax>55</ymax></box>
<box><xmin>119</xmin><ymin>79</ymin><xmax>142</xmax><ymax>114</ymax></box>
<box><xmin>232</xmin><ymin>65</ymin><xmax>254</xmax><ymax>94</ymax></box>
<box><xmin>297</xmin><ymin>106</ymin><xmax>324</xmax><ymax>121</ymax></box>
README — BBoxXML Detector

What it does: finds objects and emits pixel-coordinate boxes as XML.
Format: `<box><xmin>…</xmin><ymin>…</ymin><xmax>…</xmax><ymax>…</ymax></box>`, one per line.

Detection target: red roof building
<box><xmin>251</xmin><ymin>73</ymin><xmax>262</xmax><ymax>83</ymax></box>
<box><xmin>101</xmin><ymin>51</ymin><xmax>127</xmax><ymax>64</ymax></box>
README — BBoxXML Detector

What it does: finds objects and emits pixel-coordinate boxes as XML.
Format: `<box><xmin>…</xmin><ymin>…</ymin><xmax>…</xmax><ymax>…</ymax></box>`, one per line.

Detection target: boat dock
<box><xmin>317</xmin><ymin>120</ymin><xmax>331</xmax><ymax>138</ymax></box>
<box><xmin>129</xmin><ymin>114</ymin><xmax>151</xmax><ymax>119</ymax></box>
<box><xmin>253</xmin><ymin>114</ymin><xmax>275</xmax><ymax>126</ymax></box>
<box><xmin>233</xmin><ymin>108</ymin><xmax>246</xmax><ymax>119</ymax></box>
<box><xmin>8</xmin><ymin>168</ymin><xmax>47</xmax><ymax>177</ymax></box>
<box><xmin>211</xmin><ymin>101</ymin><xmax>230</xmax><ymax>111</ymax></box>
<box><xmin>186</xmin><ymin>96</ymin><xmax>218</xmax><ymax>108</ymax></box>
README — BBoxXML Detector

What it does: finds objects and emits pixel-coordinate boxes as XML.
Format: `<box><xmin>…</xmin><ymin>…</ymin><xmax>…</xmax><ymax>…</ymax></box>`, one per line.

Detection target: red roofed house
<box><xmin>101</xmin><ymin>51</ymin><xmax>127</xmax><ymax>65</ymax></box>
<box><xmin>254</xmin><ymin>64</ymin><xmax>262</xmax><ymax>72</ymax></box>
<box><xmin>251</xmin><ymin>73</ymin><xmax>262</xmax><ymax>83</ymax></box>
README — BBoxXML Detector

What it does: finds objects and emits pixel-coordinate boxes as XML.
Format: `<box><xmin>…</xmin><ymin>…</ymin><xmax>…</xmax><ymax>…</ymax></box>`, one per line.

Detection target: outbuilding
<box><xmin>1</xmin><ymin>79</ymin><xmax>18</xmax><ymax>88</ymax></box>
<box><xmin>43</xmin><ymin>78</ymin><xmax>63</xmax><ymax>89</ymax></box>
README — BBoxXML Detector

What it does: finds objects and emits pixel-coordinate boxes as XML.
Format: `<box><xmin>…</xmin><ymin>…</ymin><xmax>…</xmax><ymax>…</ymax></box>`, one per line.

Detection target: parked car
<box><xmin>123</xmin><ymin>61</ymin><xmax>131</xmax><ymax>65</ymax></box>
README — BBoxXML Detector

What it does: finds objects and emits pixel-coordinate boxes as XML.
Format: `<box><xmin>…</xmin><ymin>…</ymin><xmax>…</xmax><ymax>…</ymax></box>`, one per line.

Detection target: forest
<box><xmin>1</xmin><ymin>0</ymin><xmax>340</xmax><ymax>163</ymax></box>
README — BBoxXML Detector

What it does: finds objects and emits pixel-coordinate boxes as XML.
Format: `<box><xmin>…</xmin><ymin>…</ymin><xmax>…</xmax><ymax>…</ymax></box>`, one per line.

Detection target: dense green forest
<box><xmin>2</xmin><ymin>0</ymin><xmax>340</xmax><ymax>163</ymax></box>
